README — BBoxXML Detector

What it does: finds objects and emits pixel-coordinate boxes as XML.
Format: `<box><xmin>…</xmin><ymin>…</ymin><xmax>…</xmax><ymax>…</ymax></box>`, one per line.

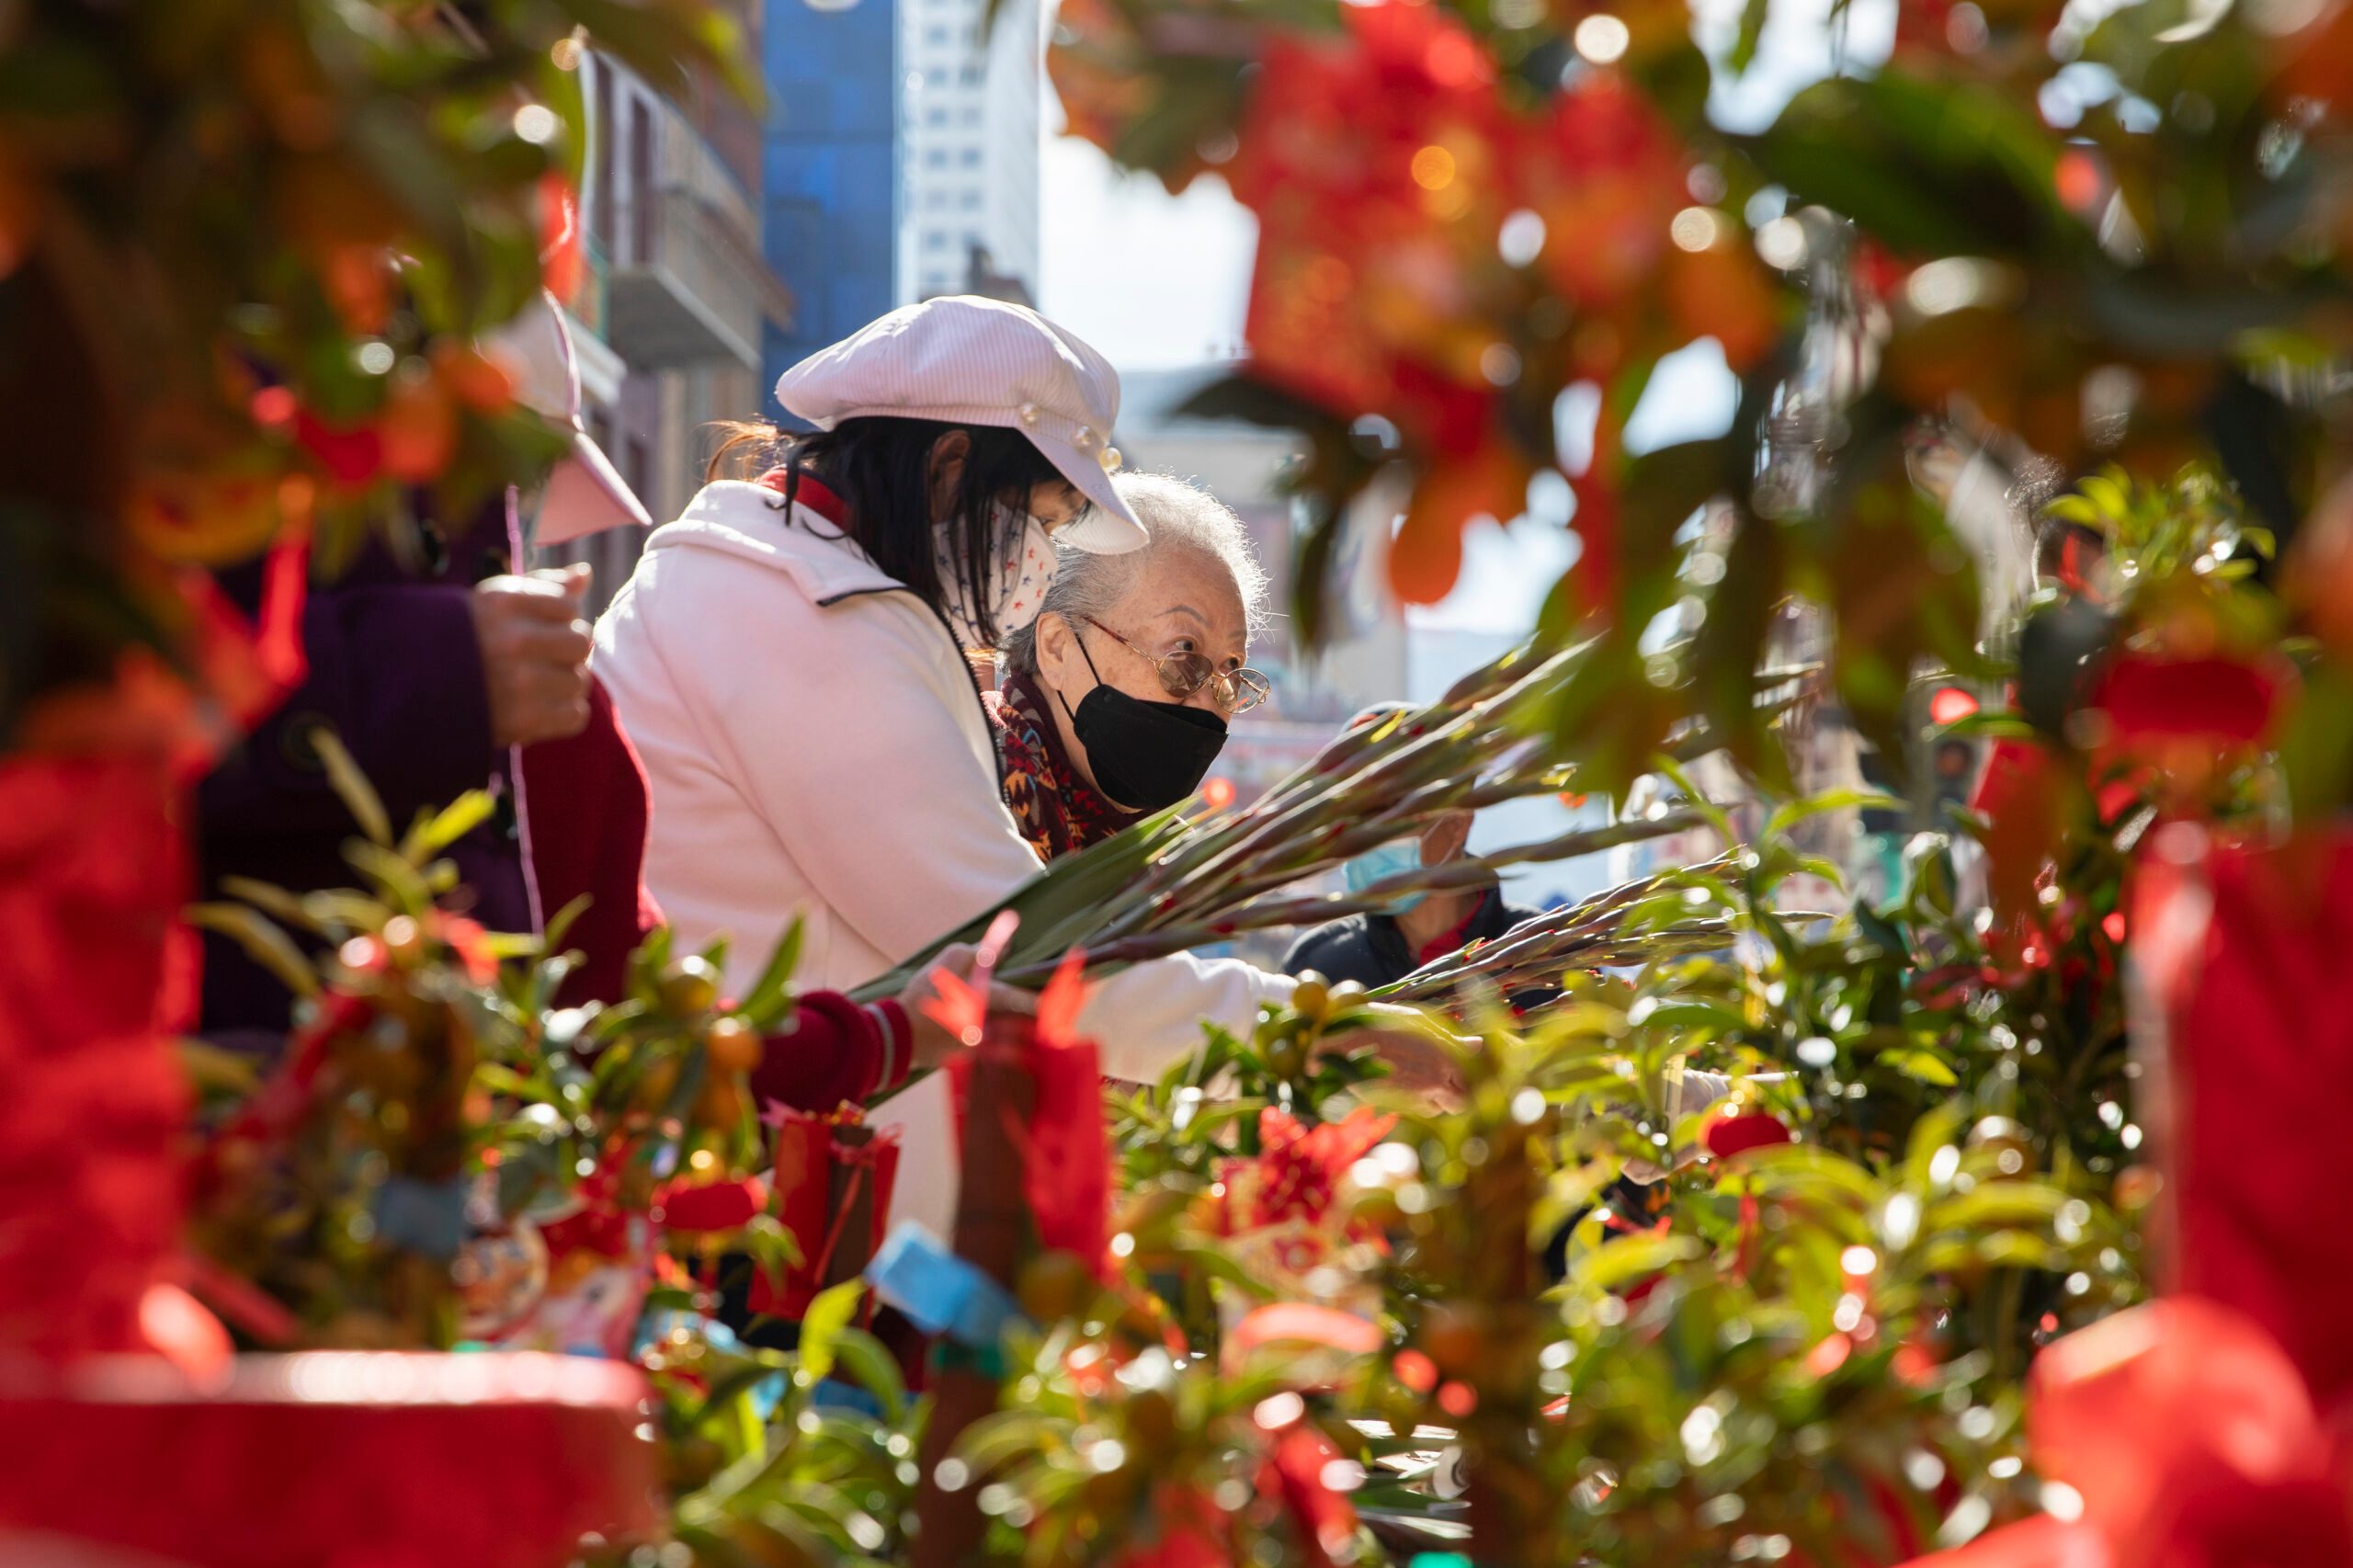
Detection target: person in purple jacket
<box><xmin>196</xmin><ymin>297</ymin><xmax>633</xmax><ymax>1046</ymax></box>
<box><xmin>195</xmin><ymin>503</ymin><xmax>597</xmax><ymax>1043</ymax></box>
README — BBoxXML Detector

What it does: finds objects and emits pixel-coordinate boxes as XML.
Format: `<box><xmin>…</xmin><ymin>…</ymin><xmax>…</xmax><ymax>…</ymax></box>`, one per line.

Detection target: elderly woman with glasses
<box><xmin>993</xmin><ymin>472</ymin><xmax>1271</xmax><ymax>860</ymax></box>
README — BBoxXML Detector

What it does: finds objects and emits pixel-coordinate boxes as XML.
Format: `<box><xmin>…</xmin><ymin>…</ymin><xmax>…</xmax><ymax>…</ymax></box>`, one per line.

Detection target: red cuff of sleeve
<box><xmin>749</xmin><ymin>989</ymin><xmax>886</xmax><ymax>1113</ymax></box>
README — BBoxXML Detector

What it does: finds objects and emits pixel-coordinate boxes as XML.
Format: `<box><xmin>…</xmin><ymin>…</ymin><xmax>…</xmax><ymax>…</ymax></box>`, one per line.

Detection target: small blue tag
<box><xmin>867</xmin><ymin>1221</ymin><xmax>1017</xmax><ymax>1347</ymax></box>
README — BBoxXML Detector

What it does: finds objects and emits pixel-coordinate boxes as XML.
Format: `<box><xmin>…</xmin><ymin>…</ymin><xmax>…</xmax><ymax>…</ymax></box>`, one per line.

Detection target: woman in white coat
<box><xmin>592</xmin><ymin>300</ymin><xmax>1443</xmax><ymax>1224</ymax></box>
<box><xmin>594</xmin><ymin>295</ymin><xmax>1306</xmax><ymax>1066</ymax></box>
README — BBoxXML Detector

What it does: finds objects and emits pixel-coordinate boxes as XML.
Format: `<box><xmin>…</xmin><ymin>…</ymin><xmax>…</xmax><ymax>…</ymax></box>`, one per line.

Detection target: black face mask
<box><xmin>1055</xmin><ymin>632</ymin><xmax>1230</xmax><ymax>812</ymax></box>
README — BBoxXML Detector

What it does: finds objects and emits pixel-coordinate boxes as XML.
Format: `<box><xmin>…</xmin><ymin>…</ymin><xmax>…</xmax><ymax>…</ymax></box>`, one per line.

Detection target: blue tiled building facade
<box><xmin>761</xmin><ymin>0</ymin><xmax>903</xmax><ymax>420</ymax></box>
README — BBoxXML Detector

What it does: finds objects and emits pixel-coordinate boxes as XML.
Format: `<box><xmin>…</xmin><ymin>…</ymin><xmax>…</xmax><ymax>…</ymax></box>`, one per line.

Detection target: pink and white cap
<box><xmin>771</xmin><ymin>296</ymin><xmax>1149</xmax><ymax>555</ymax></box>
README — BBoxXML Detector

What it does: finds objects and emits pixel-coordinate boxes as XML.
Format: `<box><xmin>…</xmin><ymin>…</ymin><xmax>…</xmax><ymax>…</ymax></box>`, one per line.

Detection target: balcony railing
<box><xmin>606</xmin><ymin>183</ymin><xmax>791</xmax><ymax>370</ymax></box>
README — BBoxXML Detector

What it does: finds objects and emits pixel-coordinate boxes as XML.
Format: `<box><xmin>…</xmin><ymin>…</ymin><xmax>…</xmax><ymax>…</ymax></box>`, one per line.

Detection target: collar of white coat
<box><xmin>643</xmin><ymin>480</ymin><xmax>906</xmax><ymax>606</ymax></box>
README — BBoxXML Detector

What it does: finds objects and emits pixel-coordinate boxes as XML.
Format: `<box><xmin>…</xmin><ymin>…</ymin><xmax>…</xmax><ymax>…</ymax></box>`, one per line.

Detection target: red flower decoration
<box><xmin>0</xmin><ymin>753</ymin><xmax>193</xmax><ymax>1361</ymax></box>
<box><xmin>1224</xmin><ymin>1106</ymin><xmax>1398</xmax><ymax>1233</ymax></box>
<box><xmin>1262</xmin><ymin>1425</ymin><xmax>1359</xmax><ymax>1568</ymax></box>
<box><xmin>2088</xmin><ymin>652</ymin><xmax>2286</xmax><ymax>747</ymax></box>
<box><xmin>1036</xmin><ymin>945</ymin><xmax>1088</xmax><ymax>1050</ymax></box>
<box><xmin>1704</xmin><ymin>1109</ymin><xmax>1793</xmax><ymax>1161</ymax></box>
<box><xmin>1227</xmin><ymin>0</ymin><xmax>1512</xmax><ymax>439</ymax></box>
<box><xmin>920</xmin><ymin>963</ymin><xmax>986</xmax><ymax>1047</ymax></box>
<box><xmin>292</xmin><ymin>406</ymin><xmax>385</xmax><ymax>490</ymax></box>
<box><xmin>1108</xmin><ymin>1483</ymin><xmax>1232</xmax><ymax>1568</ymax></box>
<box><xmin>1518</xmin><ymin>73</ymin><xmax>1688</xmax><ymax>314</ymax></box>
<box><xmin>539</xmin><ymin>1162</ymin><xmax>637</xmax><ymax>1261</ymax></box>
<box><xmin>1228</xmin><ymin>1301</ymin><xmax>1385</xmax><ymax>1362</ymax></box>
<box><xmin>653</xmin><ymin>1174</ymin><xmax>769</xmax><ymax>1234</ymax></box>
<box><xmin>437</xmin><ymin>915</ymin><xmax>499</xmax><ymax>986</ymax></box>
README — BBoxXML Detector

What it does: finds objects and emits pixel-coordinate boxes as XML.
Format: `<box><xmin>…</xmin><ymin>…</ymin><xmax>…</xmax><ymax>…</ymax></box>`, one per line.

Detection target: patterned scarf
<box><xmin>985</xmin><ymin>668</ymin><xmax>1131</xmax><ymax>862</ymax></box>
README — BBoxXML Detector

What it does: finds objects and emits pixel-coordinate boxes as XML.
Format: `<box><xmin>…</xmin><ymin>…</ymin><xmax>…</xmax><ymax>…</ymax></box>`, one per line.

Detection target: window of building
<box><xmin>626</xmin><ymin>437</ymin><xmax>653</xmax><ymax>508</ymax></box>
<box><xmin>960</xmin><ymin>189</ymin><xmax>983</xmax><ymax>210</ymax></box>
<box><xmin>958</xmin><ymin>146</ymin><xmax>982</xmax><ymax>167</ymax></box>
<box><xmin>925</xmin><ymin>106</ymin><xmax>948</xmax><ymax>126</ymax></box>
<box><xmin>925</xmin><ymin>24</ymin><xmax>948</xmax><ymax>42</ymax></box>
<box><xmin>924</xmin><ymin>231</ymin><xmax>949</xmax><ymax>251</ymax></box>
<box><xmin>959</xmin><ymin>63</ymin><xmax>982</xmax><ymax>85</ymax></box>
<box><xmin>924</xmin><ymin>147</ymin><xmax>948</xmax><ymax>167</ymax></box>
<box><xmin>589</xmin><ymin>62</ymin><xmax>613</xmax><ymax>249</ymax></box>
<box><xmin>960</xmin><ymin>106</ymin><xmax>983</xmax><ymax>127</ymax></box>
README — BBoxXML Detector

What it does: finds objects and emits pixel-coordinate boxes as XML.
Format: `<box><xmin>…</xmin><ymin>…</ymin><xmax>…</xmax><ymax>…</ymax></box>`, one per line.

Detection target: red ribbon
<box><xmin>1893</xmin><ymin>1297</ymin><xmax>2353</xmax><ymax>1568</ymax></box>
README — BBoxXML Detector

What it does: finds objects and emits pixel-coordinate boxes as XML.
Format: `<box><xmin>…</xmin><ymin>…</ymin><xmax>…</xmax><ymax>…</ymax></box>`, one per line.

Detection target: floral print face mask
<box><xmin>935</xmin><ymin>503</ymin><xmax>1056</xmax><ymax>653</ymax></box>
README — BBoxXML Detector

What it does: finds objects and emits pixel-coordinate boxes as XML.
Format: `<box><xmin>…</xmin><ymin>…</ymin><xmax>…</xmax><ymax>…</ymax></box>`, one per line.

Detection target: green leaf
<box><xmin>542</xmin><ymin>894</ymin><xmax>591</xmax><ymax>959</ymax></box>
<box><xmin>474</xmin><ymin>1062</ymin><xmax>541</xmax><ymax>1099</ymax></box>
<box><xmin>1655</xmin><ymin>756</ymin><xmax>1735</xmax><ymax>849</ymax></box>
<box><xmin>1729</xmin><ymin>0</ymin><xmax>1771</xmax><ymax>73</ymax></box>
<box><xmin>309</xmin><ymin>727</ymin><xmax>392</xmax><ymax>846</ymax></box>
<box><xmin>955</xmin><ymin>1410</ymin><xmax>1065</xmax><ymax>1478</ymax></box>
<box><xmin>1170</xmin><ymin>1241</ymin><xmax>1279</xmax><ymax>1300</ymax></box>
<box><xmin>693</xmin><ymin>1357</ymin><xmax>795</xmax><ymax>1436</ymax></box>
<box><xmin>217</xmin><ymin>875</ymin><xmax>327</xmax><ymax>936</ymax></box>
<box><xmin>1940</xmin><ymin>710</ymin><xmax>2036</xmax><ymax>743</ymax></box>
<box><xmin>1569</xmin><ymin>1230</ymin><xmax>1704</xmax><ymax>1294</ymax></box>
<box><xmin>342</xmin><ymin>841</ymin><xmax>433</xmax><ymax>917</ymax></box>
<box><xmin>1927</xmin><ymin>1185</ymin><xmax>2069</xmax><ymax>1234</ymax></box>
<box><xmin>1764</xmin><ymin>790</ymin><xmax>1905</xmax><ymax>846</ymax></box>
<box><xmin>1740</xmin><ymin>1145</ymin><xmax>1886</xmax><ymax>1210</ymax></box>
<box><xmin>826</xmin><ymin>1325</ymin><xmax>910</xmax><ymax>1423</ymax></box>
<box><xmin>1881</xmin><ymin>1048</ymin><xmax>1960</xmax><ymax>1087</ymax></box>
<box><xmin>2078</xmin><ymin>472</ymin><xmax>2130</xmax><ymax>519</ymax></box>
<box><xmin>1750</xmin><ymin>74</ymin><xmax>2066</xmax><ymax>258</ymax></box>
<box><xmin>796</xmin><ymin>1278</ymin><xmax>866</xmax><ymax>1387</ymax></box>
<box><xmin>737</xmin><ymin>915</ymin><xmax>806</xmax><ymax>1030</ymax></box>
<box><xmin>1630</xmin><ymin>999</ymin><xmax>1751</xmax><ymax>1037</ymax></box>
<box><xmin>1903</xmin><ymin>1101</ymin><xmax>1970</xmax><ymax>1198</ymax></box>
<box><xmin>400</xmin><ymin>790</ymin><xmax>496</xmax><ymax>861</ymax></box>
<box><xmin>178</xmin><ymin>1038</ymin><xmax>263</xmax><ymax>1096</ymax></box>
<box><xmin>1851</xmin><ymin>897</ymin><xmax>1909</xmax><ymax>959</ymax></box>
<box><xmin>186</xmin><ymin>903</ymin><xmax>320</xmax><ymax>999</ymax></box>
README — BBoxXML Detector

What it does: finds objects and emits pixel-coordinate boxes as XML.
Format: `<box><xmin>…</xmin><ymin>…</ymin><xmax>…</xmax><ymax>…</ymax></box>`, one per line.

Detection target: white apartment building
<box><xmin>899</xmin><ymin>0</ymin><xmax>1043</xmax><ymax>302</ymax></box>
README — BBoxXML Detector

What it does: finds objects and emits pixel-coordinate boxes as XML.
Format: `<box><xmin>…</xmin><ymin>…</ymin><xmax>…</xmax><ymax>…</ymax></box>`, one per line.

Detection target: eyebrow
<box><xmin>1153</xmin><ymin>603</ymin><xmax>1249</xmax><ymax>667</ymax></box>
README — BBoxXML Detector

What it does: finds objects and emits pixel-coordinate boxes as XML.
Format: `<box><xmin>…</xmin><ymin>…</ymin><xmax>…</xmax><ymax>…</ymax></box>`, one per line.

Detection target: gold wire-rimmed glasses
<box><xmin>1082</xmin><ymin>616</ymin><xmax>1272</xmax><ymax>714</ymax></box>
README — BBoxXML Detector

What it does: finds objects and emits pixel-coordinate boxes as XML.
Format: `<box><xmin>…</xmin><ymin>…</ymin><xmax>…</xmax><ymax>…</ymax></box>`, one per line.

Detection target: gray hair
<box><xmin>1003</xmin><ymin>472</ymin><xmax>1269</xmax><ymax>676</ymax></box>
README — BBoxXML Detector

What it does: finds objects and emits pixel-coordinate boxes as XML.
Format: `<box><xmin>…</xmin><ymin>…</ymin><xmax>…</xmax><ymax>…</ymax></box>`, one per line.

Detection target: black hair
<box><xmin>709</xmin><ymin>416</ymin><xmax>1067</xmax><ymax>647</ymax></box>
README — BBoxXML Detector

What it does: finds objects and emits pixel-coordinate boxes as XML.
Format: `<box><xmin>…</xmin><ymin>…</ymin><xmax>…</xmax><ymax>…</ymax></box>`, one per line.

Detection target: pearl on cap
<box><xmin>1099</xmin><ymin>447</ymin><xmax>1123</xmax><ymax>473</ymax></box>
<box><xmin>1017</xmin><ymin>403</ymin><xmax>1041</xmax><ymax>427</ymax></box>
<box><xmin>1071</xmin><ymin>425</ymin><xmax>1097</xmax><ymax>452</ymax></box>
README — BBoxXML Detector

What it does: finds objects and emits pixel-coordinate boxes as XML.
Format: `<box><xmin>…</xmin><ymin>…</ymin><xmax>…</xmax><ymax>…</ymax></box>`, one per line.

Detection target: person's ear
<box><xmin>1035</xmin><ymin>610</ymin><xmax>1073</xmax><ymax>682</ymax></box>
<box><xmin>1420</xmin><ymin>810</ymin><xmax>1473</xmax><ymax>868</ymax></box>
<box><xmin>926</xmin><ymin>430</ymin><xmax>972</xmax><ymax>519</ymax></box>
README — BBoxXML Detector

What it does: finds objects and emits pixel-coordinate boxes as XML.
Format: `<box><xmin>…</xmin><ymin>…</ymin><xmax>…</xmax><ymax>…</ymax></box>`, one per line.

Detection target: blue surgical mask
<box><xmin>1343</xmin><ymin>839</ymin><xmax>1425</xmax><ymax>915</ymax></box>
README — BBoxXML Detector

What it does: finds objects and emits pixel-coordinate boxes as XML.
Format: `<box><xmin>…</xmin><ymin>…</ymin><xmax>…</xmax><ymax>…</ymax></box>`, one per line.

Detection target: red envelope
<box><xmin>755</xmin><ymin>1103</ymin><xmax>900</xmax><ymax>1321</ymax></box>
